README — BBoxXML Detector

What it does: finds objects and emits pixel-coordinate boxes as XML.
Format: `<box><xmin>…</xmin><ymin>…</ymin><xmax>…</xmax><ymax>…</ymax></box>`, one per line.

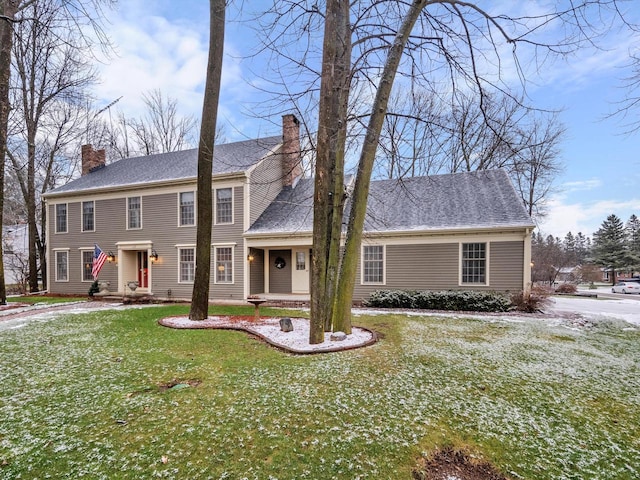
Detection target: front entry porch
<box><xmin>247</xmin><ymin>246</ymin><xmax>312</xmax><ymax>296</ymax></box>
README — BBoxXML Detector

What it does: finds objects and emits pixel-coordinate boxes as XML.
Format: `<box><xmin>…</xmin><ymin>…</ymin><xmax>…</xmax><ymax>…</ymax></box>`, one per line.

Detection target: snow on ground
<box><xmin>160</xmin><ymin>316</ymin><xmax>376</xmax><ymax>353</ymax></box>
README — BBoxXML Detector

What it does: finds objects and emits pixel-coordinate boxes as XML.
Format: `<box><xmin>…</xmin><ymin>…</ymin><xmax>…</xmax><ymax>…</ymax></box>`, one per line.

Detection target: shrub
<box><xmin>555</xmin><ymin>283</ymin><xmax>578</xmax><ymax>294</ymax></box>
<box><xmin>88</xmin><ymin>280</ymin><xmax>100</xmax><ymax>297</ymax></box>
<box><xmin>510</xmin><ymin>286</ymin><xmax>551</xmax><ymax>313</ymax></box>
<box><xmin>364</xmin><ymin>289</ymin><xmax>512</xmax><ymax>312</ymax></box>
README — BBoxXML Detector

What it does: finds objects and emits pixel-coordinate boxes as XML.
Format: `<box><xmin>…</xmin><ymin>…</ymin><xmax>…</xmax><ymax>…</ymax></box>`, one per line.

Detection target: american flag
<box><xmin>92</xmin><ymin>244</ymin><xmax>108</xmax><ymax>279</ymax></box>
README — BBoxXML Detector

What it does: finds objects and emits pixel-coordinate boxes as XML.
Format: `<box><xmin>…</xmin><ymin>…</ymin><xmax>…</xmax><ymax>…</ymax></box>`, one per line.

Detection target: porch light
<box><xmin>247</xmin><ymin>254</ymin><xmax>255</xmax><ymax>262</ymax></box>
<box><xmin>107</xmin><ymin>251</ymin><xmax>115</xmax><ymax>263</ymax></box>
<box><xmin>150</xmin><ymin>249</ymin><xmax>159</xmax><ymax>262</ymax></box>
<box><xmin>530</xmin><ymin>261</ymin><xmax>535</xmax><ymax>268</ymax></box>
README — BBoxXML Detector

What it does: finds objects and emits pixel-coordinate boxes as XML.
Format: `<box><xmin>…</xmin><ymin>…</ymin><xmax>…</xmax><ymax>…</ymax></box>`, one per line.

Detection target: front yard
<box><xmin>0</xmin><ymin>304</ymin><xmax>638</xmax><ymax>479</ymax></box>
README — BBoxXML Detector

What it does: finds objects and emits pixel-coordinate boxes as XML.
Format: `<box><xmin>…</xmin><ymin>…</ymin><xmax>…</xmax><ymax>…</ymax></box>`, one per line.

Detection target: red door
<box><xmin>137</xmin><ymin>251</ymin><xmax>148</xmax><ymax>288</ymax></box>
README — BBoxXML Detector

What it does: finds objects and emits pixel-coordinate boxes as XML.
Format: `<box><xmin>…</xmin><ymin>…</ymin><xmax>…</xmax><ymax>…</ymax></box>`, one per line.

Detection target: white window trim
<box><xmin>214</xmin><ymin>245</ymin><xmax>235</xmax><ymax>284</ymax></box>
<box><xmin>55</xmin><ymin>203</ymin><xmax>68</xmax><ymax>234</ymax></box>
<box><xmin>126</xmin><ymin>196</ymin><xmax>143</xmax><ymax>230</ymax></box>
<box><xmin>178</xmin><ymin>191</ymin><xmax>196</xmax><ymax>227</ymax></box>
<box><xmin>459</xmin><ymin>242</ymin><xmax>490</xmax><ymax>286</ymax></box>
<box><xmin>360</xmin><ymin>244</ymin><xmax>386</xmax><ymax>285</ymax></box>
<box><xmin>214</xmin><ymin>187</ymin><xmax>234</xmax><ymax>225</ymax></box>
<box><xmin>80</xmin><ymin>249</ymin><xmax>94</xmax><ymax>282</ymax></box>
<box><xmin>81</xmin><ymin>200</ymin><xmax>95</xmax><ymax>232</ymax></box>
<box><xmin>177</xmin><ymin>246</ymin><xmax>196</xmax><ymax>284</ymax></box>
<box><xmin>54</xmin><ymin>248</ymin><xmax>70</xmax><ymax>282</ymax></box>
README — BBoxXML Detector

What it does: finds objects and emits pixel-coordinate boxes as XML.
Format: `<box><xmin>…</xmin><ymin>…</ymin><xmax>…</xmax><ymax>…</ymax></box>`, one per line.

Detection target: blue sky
<box><xmin>91</xmin><ymin>1</ymin><xmax>640</xmax><ymax>240</ymax></box>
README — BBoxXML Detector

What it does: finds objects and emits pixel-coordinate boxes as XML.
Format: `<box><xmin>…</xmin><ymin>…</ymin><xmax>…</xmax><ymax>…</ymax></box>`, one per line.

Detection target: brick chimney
<box><xmin>81</xmin><ymin>144</ymin><xmax>106</xmax><ymax>175</ymax></box>
<box><xmin>282</xmin><ymin>114</ymin><xmax>302</xmax><ymax>186</ymax></box>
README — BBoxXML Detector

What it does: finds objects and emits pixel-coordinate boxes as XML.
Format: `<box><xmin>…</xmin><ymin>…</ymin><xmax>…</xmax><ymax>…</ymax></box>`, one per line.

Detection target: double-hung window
<box><xmin>82</xmin><ymin>250</ymin><xmax>94</xmax><ymax>282</ymax></box>
<box><xmin>55</xmin><ymin>204</ymin><xmax>67</xmax><ymax>233</ymax></box>
<box><xmin>55</xmin><ymin>250</ymin><xmax>69</xmax><ymax>282</ymax></box>
<box><xmin>82</xmin><ymin>201</ymin><xmax>94</xmax><ymax>232</ymax></box>
<box><xmin>215</xmin><ymin>247</ymin><xmax>233</xmax><ymax>283</ymax></box>
<box><xmin>179</xmin><ymin>248</ymin><xmax>195</xmax><ymax>282</ymax></box>
<box><xmin>461</xmin><ymin>243</ymin><xmax>487</xmax><ymax>284</ymax></box>
<box><xmin>127</xmin><ymin>196</ymin><xmax>142</xmax><ymax>229</ymax></box>
<box><xmin>215</xmin><ymin>188</ymin><xmax>233</xmax><ymax>224</ymax></box>
<box><xmin>179</xmin><ymin>192</ymin><xmax>195</xmax><ymax>226</ymax></box>
<box><xmin>362</xmin><ymin>245</ymin><xmax>384</xmax><ymax>284</ymax></box>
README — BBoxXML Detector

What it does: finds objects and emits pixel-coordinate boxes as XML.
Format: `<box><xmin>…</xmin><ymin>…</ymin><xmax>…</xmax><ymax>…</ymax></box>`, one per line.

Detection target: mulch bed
<box><xmin>413</xmin><ymin>447</ymin><xmax>510</xmax><ymax>480</ymax></box>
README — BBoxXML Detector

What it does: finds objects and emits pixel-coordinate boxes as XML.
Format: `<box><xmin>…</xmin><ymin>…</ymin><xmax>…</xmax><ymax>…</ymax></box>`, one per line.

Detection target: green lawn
<box><xmin>0</xmin><ymin>305</ymin><xmax>638</xmax><ymax>479</ymax></box>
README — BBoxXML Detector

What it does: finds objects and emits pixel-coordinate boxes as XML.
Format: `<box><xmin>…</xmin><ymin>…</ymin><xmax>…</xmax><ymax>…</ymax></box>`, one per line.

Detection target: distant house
<box><xmin>43</xmin><ymin>114</ymin><xmax>535</xmax><ymax>302</ymax></box>
<box><xmin>2</xmin><ymin>224</ymin><xmax>29</xmax><ymax>288</ymax></box>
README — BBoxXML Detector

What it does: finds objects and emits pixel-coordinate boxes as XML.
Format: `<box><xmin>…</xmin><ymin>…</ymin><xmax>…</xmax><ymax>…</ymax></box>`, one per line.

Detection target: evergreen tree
<box><xmin>592</xmin><ymin>214</ymin><xmax>628</xmax><ymax>284</ymax></box>
<box><xmin>563</xmin><ymin>232</ymin><xmax>577</xmax><ymax>265</ymax></box>
<box><xmin>626</xmin><ymin>214</ymin><xmax>640</xmax><ymax>273</ymax></box>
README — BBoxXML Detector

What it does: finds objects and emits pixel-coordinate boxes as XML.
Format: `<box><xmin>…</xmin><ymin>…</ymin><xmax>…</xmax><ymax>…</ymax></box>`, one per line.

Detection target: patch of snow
<box><xmin>161</xmin><ymin>316</ymin><xmax>376</xmax><ymax>353</ymax></box>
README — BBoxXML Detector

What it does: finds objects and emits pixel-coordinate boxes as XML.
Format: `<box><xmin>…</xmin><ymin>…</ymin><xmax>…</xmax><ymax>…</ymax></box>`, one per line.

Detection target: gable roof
<box><xmin>46</xmin><ymin>136</ymin><xmax>282</xmax><ymax>197</ymax></box>
<box><xmin>247</xmin><ymin>169</ymin><xmax>534</xmax><ymax>236</ymax></box>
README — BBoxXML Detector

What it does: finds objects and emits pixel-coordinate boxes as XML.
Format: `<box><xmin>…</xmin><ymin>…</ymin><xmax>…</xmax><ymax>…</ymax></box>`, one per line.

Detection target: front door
<box><xmin>137</xmin><ymin>251</ymin><xmax>148</xmax><ymax>288</ymax></box>
<box><xmin>291</xmin><ymin>248</ymin><xmax>310</xmax><ymax>293</ymax></box>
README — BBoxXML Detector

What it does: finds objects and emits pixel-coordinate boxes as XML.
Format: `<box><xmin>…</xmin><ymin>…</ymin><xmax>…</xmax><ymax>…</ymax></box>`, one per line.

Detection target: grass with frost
<box><xmin>0</xmin><ymin>305</ymin><xmax>638</xmax><ymax>479</ymax></box>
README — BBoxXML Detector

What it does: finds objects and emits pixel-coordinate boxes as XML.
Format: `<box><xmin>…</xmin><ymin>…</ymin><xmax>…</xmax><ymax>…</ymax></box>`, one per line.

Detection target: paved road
<box><xmin>551</xmin><ymin>290</ymin><xmax>640</xmax><ymax>325</ymax></box>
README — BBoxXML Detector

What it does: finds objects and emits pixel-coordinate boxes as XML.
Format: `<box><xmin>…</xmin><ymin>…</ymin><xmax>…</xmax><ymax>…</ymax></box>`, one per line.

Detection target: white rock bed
<box><xmin>159</xmin><ymin>316</ymin><xmax>376</xmax><ymax>353</ymax></box>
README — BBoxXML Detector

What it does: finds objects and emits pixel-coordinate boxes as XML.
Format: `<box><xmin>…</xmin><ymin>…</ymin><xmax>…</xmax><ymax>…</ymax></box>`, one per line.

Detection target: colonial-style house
<box><xmin>44</xmin><ymin>114</ymin><xmax>535</xmax><ymax>302</ymax></box>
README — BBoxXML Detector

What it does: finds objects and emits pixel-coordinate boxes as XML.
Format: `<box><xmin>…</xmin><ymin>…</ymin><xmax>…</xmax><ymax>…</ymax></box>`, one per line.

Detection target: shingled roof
<box><xmin>246</xmin><ymin>169</ymin><xmax>534</xmax><ymax>235</ymax></box>
<box><xmin>46</xmin><ymin>136</ymin><xmax>282</xmax><ymax>196</ymax></box>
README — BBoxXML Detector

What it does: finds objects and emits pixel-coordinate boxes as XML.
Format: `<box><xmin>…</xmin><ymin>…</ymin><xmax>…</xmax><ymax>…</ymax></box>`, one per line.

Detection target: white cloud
<box><xmin>90</xmin><ymin>3</ymin><xmax>247</xmax><ymax>128</ymax></box>
<box><xmin>538</xmin><ymin>195</ymin><xmax>640</xmax><ymax>239</ymax></box>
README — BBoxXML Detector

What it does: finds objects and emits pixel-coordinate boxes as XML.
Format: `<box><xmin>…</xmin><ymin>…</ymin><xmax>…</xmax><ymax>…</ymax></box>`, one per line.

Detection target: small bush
<box><xmin>555</xmin><ymin>283</ymin><xmax>578</xmax><ymax>294</ymax></box>
<box><xmin>364</xmin><ymin>289</ymin><xmax>512</xmax><ymax>312</ymax></box>
<box><xmin>510</xmin><ymin>286</ymin><xmax>551</xmax><ymax>313</ymax></box>
<box><xmin>88</xmin><ymin>280</ymin><xmax>100</xmax><ymax>297</ymax></box>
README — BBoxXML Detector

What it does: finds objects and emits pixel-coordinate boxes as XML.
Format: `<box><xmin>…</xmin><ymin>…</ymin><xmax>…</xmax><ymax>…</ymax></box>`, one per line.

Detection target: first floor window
<box><xmin>215</xmin><ymin>247</ymin><xmax>233</xmax><ymax>283</ymax></box>
<box><xmin>215</xmin><ymin>187</ymin><xmax>233</xmax><ymax>224</ymax></box>
<box><xmin>128</xmin><ymin>196</ymin><xmax>142</xmax><ymax>229</ymax></box>
<box><xmin>82</xmin><ymin>201</ymin><xmax>94</xmax><ymax>231</ymax></box>
<box><xmin>82</xmin><ymin>251</ymin><xmax>93</xmax><ymax>281</ymax></box>
<box><xmin>362</xmin><ymin>245</ymin><xmax>384</xmax><ymax>284</ymax></box>
<box><xmin>179</xmin><ymin>192</ymin><xmax>195</xmax><ymax>226</ymax></box>
<box><xmin>55</xmin><ymin>204</ymin><xmax>67</xmax><ymax>233</ymax></box>
<box><xmin>296</xmin><ymin>251</ymin><xmax>305</xmax><ymax>271</ymax></box>
<box><xmin>56</xmin><ymin>251</ymin><xmax>68</xmax><ymax>281</ymax></box>
<box><xmin>179</xmin><ymin>248</ymin><xmax>195</xmax><ymax>282</ymax></box>
<box><xmin>462</xmin><ymin>242</ymin><xmax>486</xmax><ymax>284</ymax></box>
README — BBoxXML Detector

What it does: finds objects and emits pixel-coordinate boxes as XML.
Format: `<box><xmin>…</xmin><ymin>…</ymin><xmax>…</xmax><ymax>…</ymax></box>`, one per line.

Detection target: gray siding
<box><xmin>48</xmin><ymin>185</ymin><xmax>246</xmax><ymax>300</ymax></box>
<box><xmin>248</xmin><ymin>150</ymin><xmax>283</xmax><ymax>226</ymax></box>
<box><xmin>249</xmin><ymin>249</ymin><xmax>265</xmax><ymax>295</ymax></box>
<box><xmin>489</xmin><ymin>241</ymin><xmax>524</xmax><ymax>292</ymax></box>
<box><xmin>268</xmin><ymin>250</ymin><xmax>291</xmax><ymax>293</ymax></box>
<box><xmin>353</xmin><ymin>241</ymin><xmax>525</xmax><ymax>302</ymax></box>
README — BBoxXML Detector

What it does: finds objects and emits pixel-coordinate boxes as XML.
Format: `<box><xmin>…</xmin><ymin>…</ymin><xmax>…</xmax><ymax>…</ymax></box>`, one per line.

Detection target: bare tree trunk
<box><xmin>309</xmin><ymin>0</ymin><xmax>351</xmax><ymax>343</ymax></box>
<box><xmin>189</xmin><ymin>0</ymin><xmax>225</xmax><ymax>321</ymax></box>
<box><xmin>0</xmin><ymin>1</ymin><xmax>19</xmax><ymax>304</ymax></box>
<box><xmin>333</xmin><ymin>0</ymin><xmax>426</xmax><ymax>333</ymax></box>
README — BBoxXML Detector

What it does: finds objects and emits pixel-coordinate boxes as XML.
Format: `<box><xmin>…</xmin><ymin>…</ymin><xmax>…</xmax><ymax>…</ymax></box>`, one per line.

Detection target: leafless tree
<box><xmin>189</xmin><ymin>0</ymin><xmax>226</xmax><ymax>321</ymax></box>
<box><xmin>8</xmin><ymin>0</ymin><xmax>100</xmax><ymax>292</ymax></box>
<box><xmin>0</xmin><ymin>0</ymin><xmax>113</xmax><ymax>298</ymax></box>
<box><xmin>255</xmin><ymin>1</ymin><xmax>632</xmax><ymax>340</ymax></box>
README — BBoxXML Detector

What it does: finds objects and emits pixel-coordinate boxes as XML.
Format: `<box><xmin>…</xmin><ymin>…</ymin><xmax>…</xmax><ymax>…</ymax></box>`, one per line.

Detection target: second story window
<box><xmin>128</xmin><ymin>196</ymin><xmax>142</xmax><ymax>229</ymax></box>
<box><xmin>82</xmin><ymin>201</ymin><xmax>94</xmax><ymax>232</ymax></box>
<box><xmin>55</xmin><ymin>204</ymin><xmax>67</xmax><ymax>233</ymax></box>
<box><xmin>179</xmin><ymin>191</ymin><xmax>195</xmax><ymax>226</ymax></box>
<box><xmin>215</xmin><ymin>187</ymin><xmax>233</xmax><ymax>224</ymax></box>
